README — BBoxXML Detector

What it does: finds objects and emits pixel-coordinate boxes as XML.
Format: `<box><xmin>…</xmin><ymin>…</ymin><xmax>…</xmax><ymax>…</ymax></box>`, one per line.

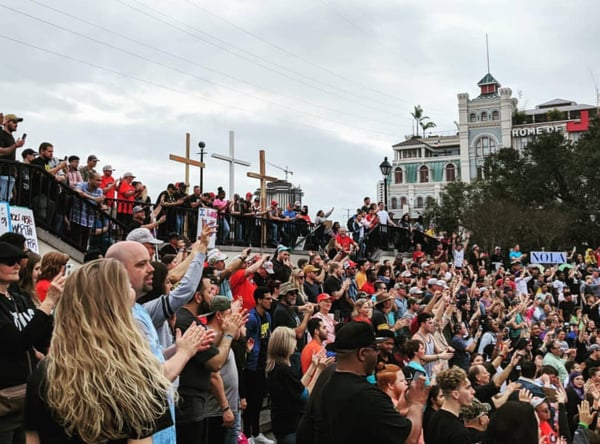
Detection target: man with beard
<box><xmin>301</xmin><ymin>318</ymin><xmax>328</xmax><ymax>374</ymax></box>
<box><xmin>318</xmin><ymin>322</ymin><xmax>428</xmax><ymax>444</ymax></box>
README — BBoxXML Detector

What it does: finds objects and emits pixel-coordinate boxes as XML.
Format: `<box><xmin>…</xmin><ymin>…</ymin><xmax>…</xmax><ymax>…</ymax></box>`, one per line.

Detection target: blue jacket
<box><xmin>245</xmin><ymin>308</ymin><xmax>272</xmax><ymax>371</ymax></box>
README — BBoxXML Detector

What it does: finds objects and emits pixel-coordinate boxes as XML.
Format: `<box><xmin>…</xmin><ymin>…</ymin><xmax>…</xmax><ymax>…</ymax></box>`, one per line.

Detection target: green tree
<box><xmin>410</xmin><ymin>105</ymin><xmax>436</xmax><ymax>138</ymax></box>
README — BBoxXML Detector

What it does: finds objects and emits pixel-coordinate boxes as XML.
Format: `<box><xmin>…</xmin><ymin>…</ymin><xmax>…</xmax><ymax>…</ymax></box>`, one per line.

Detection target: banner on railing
<box><xmin>0</xmin><ymin>205</ymin><xmax>39</xmax><ymax>253</ymax></box>
<box><xmin>0</xmin><ymin>202</ymin><xmax>11</xmax><ymax>234</ymax></box>
<box><xmin>196</xmin><ymin>207</ymin><xmax>218</xmax><ymax>249</ymax></box>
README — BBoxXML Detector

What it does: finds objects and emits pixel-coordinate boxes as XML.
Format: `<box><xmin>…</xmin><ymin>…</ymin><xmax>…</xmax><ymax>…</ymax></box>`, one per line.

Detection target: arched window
<box><xmin>415</xmin><ymin>196</ymin><xmax>424</xmax><ymax>208</ymax></box>
<box><xmin>391</xmin><ymin>197</ymin><xmax>398</xmax><ymax>209</ymax></box>
<box><xmin>492</xmin><ymin>110</ymin><xmax>499</xmax><ymax>120</ymax></box>
<box><xmin>445</xmin><ymin>163</ymin><xmax>456</xmax><ymax>182</ymax></box>
<box><xmin>475</xmin><ymin>136</ymin><xmax>496</xmax><ymax>157</ymax></box>
<box><xmin>400</xmin><ymin>197</ymin><xmax>408</xmax><ymax>207</ymax></box>
<box><xmin>394</xmin><ymin>167</ymin><xmax>403</xmax><ymax>184</ymax></box>
<box><xmin>419</xmin><ymin>165</ymin><xmax>429</xmax><ymax>183</ymax></box>
<box><xmin>470</xmin><ymin>113</ymin><xmax>477</xmax><ymax>122</ymax></box>
<box><xmin>481</xmin><ymin>111</ymin><xmax>488</xmax><ymax>121</ymax></box>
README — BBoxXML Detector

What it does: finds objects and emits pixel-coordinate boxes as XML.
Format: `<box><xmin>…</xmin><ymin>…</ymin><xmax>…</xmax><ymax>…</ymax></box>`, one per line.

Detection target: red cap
<box><xmin>245</xmin><ymin>192</ymin><xmax>252</xmax><ymax>199</ymax></box>
<box><xmin>209</xmin><ymin>192</ymin><xmax>216</xmax><ymax>198</ymax></box>
<box><xmin>317</xmin><ymin>293</ymin><xmax>332</xmax><ymax>303</ymax></box>
<box><xmin>271</xmin><ymin>200</ymin><xmax>278</xmax><ymax>206</ymax></box>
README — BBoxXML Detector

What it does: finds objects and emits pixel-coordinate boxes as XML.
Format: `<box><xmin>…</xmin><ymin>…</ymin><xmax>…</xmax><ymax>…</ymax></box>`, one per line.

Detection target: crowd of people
<box><xmin>1</xmin><ymin>112</ymin><xmax>444</xmax><ymax>257</ymax></box>
<box><xmin>5</xmin><ymin>110</ymin><xmax>600</xmax><ymax>444</ymax></box>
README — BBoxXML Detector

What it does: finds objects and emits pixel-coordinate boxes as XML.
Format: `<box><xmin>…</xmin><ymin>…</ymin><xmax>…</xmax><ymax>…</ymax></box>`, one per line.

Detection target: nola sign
<box><xmin>530</xmin><ymin>251</ymin><xmax>567</xmax><ymax>264</ymax></box>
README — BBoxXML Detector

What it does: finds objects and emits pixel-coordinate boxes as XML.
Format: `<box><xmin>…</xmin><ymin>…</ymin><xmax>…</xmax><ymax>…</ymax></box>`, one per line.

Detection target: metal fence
<box><xmin>0</xmin><ymin>159</ymin><xmax>443</xmax><ymax>256</ymax></box>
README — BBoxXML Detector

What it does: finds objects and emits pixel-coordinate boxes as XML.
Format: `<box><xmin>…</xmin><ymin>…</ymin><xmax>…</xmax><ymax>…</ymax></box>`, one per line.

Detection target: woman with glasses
<box><xmin>288</xmin><ymin>269</ymin><xmax>308</xmax><ymax>305</ymax></box>
<box><xmin>0</xmin><ymin>243</ymin><xmax>63</xmax><ymax>444</ymax></box>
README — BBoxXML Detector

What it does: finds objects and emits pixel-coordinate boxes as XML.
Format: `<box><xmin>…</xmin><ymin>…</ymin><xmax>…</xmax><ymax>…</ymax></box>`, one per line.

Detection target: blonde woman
<box><xmin>25</xmin><ymin>259</ymin><xmax>174</xmax><ymax>444</ymax></box>
<box><xmin>288</xmin><ymin>268</ymin><xmax>308</xmax><ymax>305</ymax></box>
<box><xmin>266</xmin><ymin>327</ymin><xmax>329</xmax><ymax>444</ymax></box>
<box><xmin>351</xmin><ymin>297</ymin><xmax>373</xmax><ymax>324</ymax></box>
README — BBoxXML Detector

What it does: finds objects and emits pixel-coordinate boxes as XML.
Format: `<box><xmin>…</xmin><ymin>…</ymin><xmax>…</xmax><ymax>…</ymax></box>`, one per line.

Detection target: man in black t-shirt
<box><xmin>314</xmin><ymin>322</ymin><xmax>428</xmax><ymax>444</ymax></box>
<box><xmin>323</xmin><ymin>262</ymin><xmax>351</xmax><ymax>321</ymax></box>
<box><xmin>426</xmin><ymin>367</ymin><xmax>474</xmax><ymax>444</ymax></box>
<box><xmin>273</xmin><ymin>282</ymin><xmax>314</xmax><ymax>375</ymax></box>
<box><xmin>0</xmin><ymin>113</ymin><xmax>25</xmax><ymax>201</ymax></box>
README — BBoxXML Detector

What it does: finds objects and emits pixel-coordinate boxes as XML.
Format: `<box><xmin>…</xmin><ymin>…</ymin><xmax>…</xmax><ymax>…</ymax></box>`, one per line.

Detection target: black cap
<box><xmin>326</xmin><ymin>322</ymin><xmax>376</xmax><ymax>352</ymax></box>
<box><xmin>21</xmin><ymin>148</ymin><xmax>37</xmax><ymax>158</ymax></box>
<box><xmin>0</xmin><ymin>242</ymin><xmax>28</xmax><ymax>261</ymax></box>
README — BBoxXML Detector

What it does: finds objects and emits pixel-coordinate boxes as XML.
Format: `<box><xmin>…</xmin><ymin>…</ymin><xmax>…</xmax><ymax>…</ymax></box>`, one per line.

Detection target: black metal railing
<box><xmin>1</xmin><ymin>159</ymin><xmax>443</xmax><ymax>256</ymax></box>
<box><xmin>0</xmin><ymin>159</ymin><xmax>126</xmax><ymax>254</ymax></box>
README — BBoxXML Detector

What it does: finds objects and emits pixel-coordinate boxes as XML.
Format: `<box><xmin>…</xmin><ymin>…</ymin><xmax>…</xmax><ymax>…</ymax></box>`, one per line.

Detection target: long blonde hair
<box><xmin>266</xmin><ymin>327</ymin><xmax>297</xmax><ymax>373</ymax></box>
<box><xmin>45</xmin><ymin>259</ymin><xmax>172</xmax><ymax>443</ymax></box>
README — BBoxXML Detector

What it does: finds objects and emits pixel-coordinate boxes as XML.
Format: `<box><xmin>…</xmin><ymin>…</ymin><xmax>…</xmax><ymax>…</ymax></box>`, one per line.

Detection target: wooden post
<box><xmin>247</xmin><ymin>150</ymin><xmax>278</xmax><ymax>248</ymax></box>
<box><xmin>169</xmin><ymin>133</ymin><xmax>206</xmax><ymax>237</ymax></box>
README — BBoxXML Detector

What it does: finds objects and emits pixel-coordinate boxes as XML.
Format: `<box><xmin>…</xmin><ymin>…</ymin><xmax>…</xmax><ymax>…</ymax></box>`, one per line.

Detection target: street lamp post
<box><xmin>198</xmin><ymin>141</ymin><xmax>206</xmax><ymax>192</ymax></box>
<box><xmin>379</xmin><ymin>156</ymin><xmax>392</xmax><ymax>210</ymax></box>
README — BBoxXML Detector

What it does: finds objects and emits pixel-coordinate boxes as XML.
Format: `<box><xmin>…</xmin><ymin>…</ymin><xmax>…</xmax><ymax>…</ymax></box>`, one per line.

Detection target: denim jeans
<box><xmin>0</xmin><ymin>175</ymin><xmax>15</xmax><ymax>202</ymax></box>
<box><xmin>275</xmin><ymin>432</ymin><xmax>296</xmax><ymax>444</ymax></box>
<box><xmin>223</xmin><ymin>409</ymin><xmax>241</xmax><ymax>444</ymax></box>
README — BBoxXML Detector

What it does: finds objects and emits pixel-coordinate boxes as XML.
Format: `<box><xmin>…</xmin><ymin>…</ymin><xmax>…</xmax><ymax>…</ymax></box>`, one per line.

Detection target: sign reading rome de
<box><xmin>512</xmin><ymin>125</ymin><xmax>564</xmax><ymax>137</ymax></box>
<box><xmin>530</xmin><ymin>251</ymin><xmax>567</xmax><ymax>264</ymax></box>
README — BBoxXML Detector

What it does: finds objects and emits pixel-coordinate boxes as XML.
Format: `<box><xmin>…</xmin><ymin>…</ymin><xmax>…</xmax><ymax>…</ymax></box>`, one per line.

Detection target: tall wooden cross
<box><xmin>247</xmin><ymin>150</ymin><xmax>278</xmax><ymax>212</ymax></box>
<box><xmin>247</xmin><ymin>150</ymin><xmax>278</xmax><ymax>248</ymax></box>
<box><xmin>210</xmin><ymin>131</ymin><xmax>251</xmax><ymax>197</ymax></box>
<box><xmin>169</xmin><ymin>133</ymin><xmax>205</xmax><ymax>189</ymax></box>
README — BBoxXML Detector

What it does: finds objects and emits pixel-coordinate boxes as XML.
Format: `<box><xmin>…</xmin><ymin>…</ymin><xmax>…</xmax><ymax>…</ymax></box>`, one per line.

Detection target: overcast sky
<box><xmin>2</xmin><ymin>0</ymin><xmax>599</xmax><ymax>224</ymax></box>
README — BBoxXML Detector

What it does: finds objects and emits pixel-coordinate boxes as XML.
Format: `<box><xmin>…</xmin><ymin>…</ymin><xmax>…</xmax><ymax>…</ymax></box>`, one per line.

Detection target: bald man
<box><xmin>106</xmin><ymin>223</ymin><xmax>215</xmax><ymax>347</ymax></box>
<box><xmin>106</xmin><ymin>229</ymin><xmax>217</xmax><ymax>444</ymax></box>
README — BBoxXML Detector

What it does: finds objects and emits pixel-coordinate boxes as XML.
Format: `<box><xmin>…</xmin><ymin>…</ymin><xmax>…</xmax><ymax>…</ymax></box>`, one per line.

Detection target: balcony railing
<box><xmin>1</xmin><ymin>159</ymin><xmax>443</xmax><ymax>258</ymax></box>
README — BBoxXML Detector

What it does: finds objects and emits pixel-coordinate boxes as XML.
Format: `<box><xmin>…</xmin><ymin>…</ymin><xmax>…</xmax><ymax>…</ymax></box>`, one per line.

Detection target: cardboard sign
<box><xmin>0</xmin><ymin>202</ymin><xmax>11</xmax><ymax>235</ymax></box>
<box><xmin>9</xmin><ymin>206</ymin><xmax>39</xmax><ymax>253</ymax></box>
<box><xmin>530</xmin><ymin>251</ymin><xmax>567</xmax><ymax>264</ymax></box>
<box><xmin>196</xmin><ymin>207</ymin><xmax>218</xmax><ymax>249</ymax></box>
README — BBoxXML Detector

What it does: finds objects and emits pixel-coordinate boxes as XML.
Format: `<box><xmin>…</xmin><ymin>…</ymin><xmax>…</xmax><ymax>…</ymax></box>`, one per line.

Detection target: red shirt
<box><xmin>335</xmin><ymin>233</ymin><xmax>354</xmax><ymax>250</ymax></box>
<box><xmin>100</xmin><ymin>175</ymin><xmax>116</xmax><ymax>205</ymax></box>
<box><xmin>117</xmin><ymin>181</ymin><xmax>135</xmax><ymax>214</ymax></box>
<box><xmin>229</xmin><ymin>269</ymin><xmax>257</xmax><ymax>312</ymax></box>
<box><xmin>36</xmin><ymin>279</ymin><xmax>51</xmax><ymax>302</ymax></box>
<box><xmin>300</xmin><ymin>339</ymin><xmax>324</xmax><ymax>375</ymax></box>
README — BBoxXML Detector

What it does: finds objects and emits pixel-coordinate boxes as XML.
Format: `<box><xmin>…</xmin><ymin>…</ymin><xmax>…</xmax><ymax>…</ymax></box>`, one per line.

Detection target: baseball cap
<box><xmin>207</xmin><ymin>249</ymin><xmax>228</xmax><ymax>263</ymax></box>
<box><xmin>271</xmin><ymin>200</ymin><xmax>278</xmax><ymax>206</ymax></box>
<box><xmin>276</xmin><ymin>245</ymin><xmax>291</xmax><ymax>254</ymax></box>
<box><xmin>262</xmin><ymin>261</ymin><xmax>275</xmax><ymax>274</ymax></box>
<box><xmin>409</xmin><ymin>287</ymin><xmax>423</xmax><ymax>295</ymax></box>
<box><xmin>303</xmin><ymin>264</ymin><xmax>320</xmax><ymax>274</ymax></box>
<box><xmin>436</xmin><ymin>279</ymin><xmax>448</xmax><ymax>288</ymax></box>
<box><xmin>326</xmin><ymin>321</ymin><xmax>376</xmax><ymax>352</ymax></box>
<box><xmin>427</xmin><ymin>278</ymin><xmax>438</xmax><ymax>286</ymax></box>
<box><xmin>317</xmin><ymin>293</ymin><xmax>332</xmax><ymax>303</ymax></box>
<box><xmin>102</xmin><ymin>165</ymin><xmax>115</xmax><ymax>172</ymax></box>
<box><xmin>21</xmin><ymin>148</ymin><xmax>37</xmax><ymax>158</ymax></box>
<box><xmin>401</xmin><ymin>270</ymin><xmax>412</xmax><ymax>278</ymax></box>
<box><xmin>344</xmin><ymin>260</ymin><xmax>357</xmax><ymax>269</ymax></box>
<box><xmin>126</xmin><ymin>228</ymin><xmax>162</xmax><ymax>245</ymax></box>
<box><xmin>123</xmin><ymin>171</ymin><xmax>135</xmax><ymax>178</ymax></box>
<box><xmin>245</xmin><ymin>192</ymin><xmax>253</xmax><ymax>199</ymax></box>
<box><xmin>589</xmin><ymin>344</ymin><xmax>600</xmax><ymax>353</ymax></box>
<box><xmin>132</xmin><ymin>205</ymin><xmax>144</xmax><ymax>214</ymax></box>
<box><xmin>200</xmin><ymin>295</ymin><xmax>232</xmax><ymax>317</ymax></box>
<box><xmin>530</xmin><ymin>396</ymin><xmax>546</xmax><ymax>409</ymax></box>
<box><xmin>87</xmin><ymin>154</ymin><xmax>99</xmax><ymax>162</ymax></box>
<box><xmin>460</xmin><ymin>398</ymin><xmax>491</xmax><ymax>421</ymax></box>
<box><xmin>4</xmin><ymin>113</ymin><xmax>23</xmax><ymax>123</ymax></box>
<box><xmin>375</xmin><ymin>329</ymin><xmax>395</xmax><ymax>343</ymax></box>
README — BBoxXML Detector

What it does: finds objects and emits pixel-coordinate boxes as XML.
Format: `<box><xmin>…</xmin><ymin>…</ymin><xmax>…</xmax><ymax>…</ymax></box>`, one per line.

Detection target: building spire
<box><xmin>486</xmin><ymin>33</ymin><xmax>490</xmax><ymax>73</ymax></box>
